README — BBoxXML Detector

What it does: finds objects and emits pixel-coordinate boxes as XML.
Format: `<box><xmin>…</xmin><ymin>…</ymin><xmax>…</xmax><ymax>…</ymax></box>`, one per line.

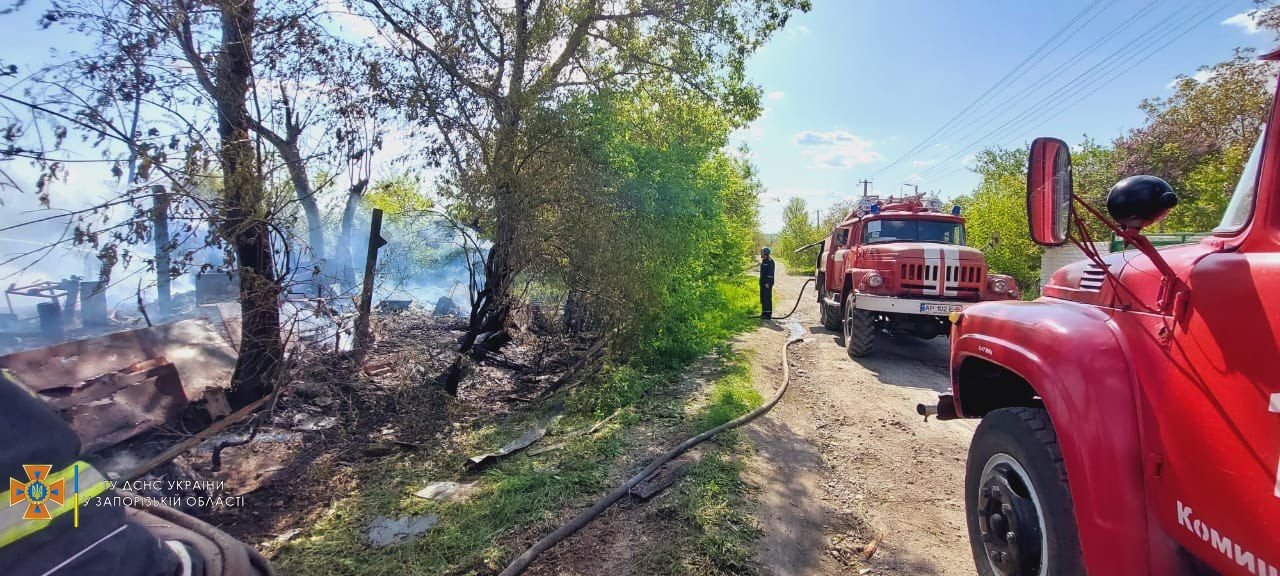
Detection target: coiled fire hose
<box><xmin>499</xmin><ymin>327</ymin><xmax>807</xmax><ymax>575</ymax></box>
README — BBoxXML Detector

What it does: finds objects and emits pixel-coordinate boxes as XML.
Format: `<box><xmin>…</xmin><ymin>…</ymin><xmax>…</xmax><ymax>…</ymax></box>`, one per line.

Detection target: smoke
<box><xmin>356</xmin><ymin>208</ymin><xmax>487</xmax><ymax>314</ymax></box>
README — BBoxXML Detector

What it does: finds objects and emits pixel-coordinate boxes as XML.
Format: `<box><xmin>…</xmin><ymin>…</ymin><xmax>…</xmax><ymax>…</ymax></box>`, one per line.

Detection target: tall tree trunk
<box><xmin>279</xmin><ymin>143</ymin><xmax>325</xmax><ymax>264</ymax></box>
<box><xmin>152</xmin><ymin>185</ymin><xmax>171</xmax><ymax>317</ymax></box>
<box><xmin>441</xmin><ymin>122</ymin><xmax>520</xmax><ymax>394</ymax></box>
<box><xmin>215</xmin><ymin>0</ymin><xmax>283</xmax><ymax>408</ymax></box>
<box><xmin>338</xmin><ymin>177</ymin><xmax>368</xmax><ymax>294</ymax></box>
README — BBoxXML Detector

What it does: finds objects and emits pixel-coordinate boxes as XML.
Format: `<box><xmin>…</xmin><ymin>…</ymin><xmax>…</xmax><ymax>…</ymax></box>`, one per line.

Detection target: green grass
<box><xmin>637</xmin><ymin>352</ymin><xmax>763</xmax><ymax>575</ymax></box>
<box><xmin>646</xmin><ymin>434</ymin><xmax>761</xmax><ymax>575</ymax></box>
<box><xmin>271</xmin><ymin>280</ymin><xmax>766</xmax><ymax>575</ymax></box>
<box><xmin>695</xmin><ymin>357</ymin><xmax>763</xmax><ymax>432</ymax></box>
<box><xmin>271</xmin><ymin>405</ymin><xmax>626</xmax><ymax>575</ymax></box>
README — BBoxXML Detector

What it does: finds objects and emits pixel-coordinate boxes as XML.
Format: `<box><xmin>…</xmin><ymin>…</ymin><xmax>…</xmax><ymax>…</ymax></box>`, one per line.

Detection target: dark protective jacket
<box><xmin>0</xmin><ymin>373</ymin><xmax>179</xmax><ymax>576</ymax></box>
<box><xmin>759</xmin><ymin>258</ymin><xmax>775</xmax><ymax>286</ymax></box>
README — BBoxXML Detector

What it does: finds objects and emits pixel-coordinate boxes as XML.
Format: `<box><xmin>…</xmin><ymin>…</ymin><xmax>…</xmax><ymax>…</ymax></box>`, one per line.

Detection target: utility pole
<box><xmin>858</xmin><ymin>179</ymin><xmax>873</xmax><ymax>197</ymax></box>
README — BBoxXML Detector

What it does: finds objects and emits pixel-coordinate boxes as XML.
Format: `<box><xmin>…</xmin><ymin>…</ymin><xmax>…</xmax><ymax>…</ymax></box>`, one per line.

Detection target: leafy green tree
<box><xmin>955</xmin><ymin>147</ymin><xmax>1042</xmax><ymax>293</ymax></box>
<box><xmin>774</xmin><ymin>197</ymin><xmax>819</xmax><ymax>271</ymax></box>
<box><xmin>1069</xmin><ymin>136</ymin><xmax>1120</xmax><ymax>240</ymax></box>
<box><xmin>819</xmin><ymin>199</ymin><xmax>859</xmax><ymax>233</ymax></box>
<box><xmin>360</xmin><ymin>0</ymin><xmax>809</xmax><ymax>390</ymax></box>
<box><xmin>560</xmin><ymin>86</ymin><xmax>762</xmax><ymax>367</ymax></box>
<box><xmin>1116</xmin><ymin>49</ymin><xmax>1272</xmax><ymax>231</ymax></box>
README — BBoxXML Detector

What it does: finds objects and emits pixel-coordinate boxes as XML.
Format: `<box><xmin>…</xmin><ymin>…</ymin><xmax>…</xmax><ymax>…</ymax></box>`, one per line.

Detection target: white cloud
<box><xmin>911</xmin><ymin>159</ymin><xmax>937</xmax><ymax>168</ymax></box>
<box><xmin>792</xmin><ymin>130</ymin><xmax>883</xmax><ymax>168</ymax></box>
<box><xmin>1166</xmin><ymin>69</ymin><xmax>1217</xmax><ymax>89</ymax></box>
<box><xmin>731</xmin><ymin>123</ymin><xmax>765</xmax><ymax>144</ymax></box>
<box><xmin>1223</xmin><ymin>12</ymin><xmax>1261</xmax><ymax>34</ymax></box>
<box><xmin>961</xmin><ymin>153</ymin><xmax>978</xmax><ymax>167</ymax></box>
<box><xmin>766</xmin><ymin>91</ymin><xmax>786</xmax><ymax>101</ymax></box>
<box><xmin>905</xmin><ymin>173</ymin><xmax>925</xmax><ymax>184</ymax></box>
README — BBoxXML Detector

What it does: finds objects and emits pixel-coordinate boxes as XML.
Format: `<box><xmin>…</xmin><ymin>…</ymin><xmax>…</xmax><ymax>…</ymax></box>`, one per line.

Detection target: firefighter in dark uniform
<box><xmin>759</xmin><ymin>247</ymin><xmax>775</xmax><ymax>319</ymax></box>
<box><xmin>0</xmin><ymin>371</ymin><xmax>272</xmax><ymax>576</ymax></box>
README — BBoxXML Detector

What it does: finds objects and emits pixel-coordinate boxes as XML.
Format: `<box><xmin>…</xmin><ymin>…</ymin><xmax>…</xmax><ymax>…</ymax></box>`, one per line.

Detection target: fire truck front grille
<box><xmin>900</xmin><ymin>263</ymin><xmax>984</xmax><ymax>285</ymax></box>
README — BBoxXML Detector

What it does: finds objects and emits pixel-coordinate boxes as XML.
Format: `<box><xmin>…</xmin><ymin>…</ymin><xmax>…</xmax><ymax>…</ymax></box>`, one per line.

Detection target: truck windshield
<box><xmin>1215</xmin><ymin>127</ymin><xmax>1265</xmax><ymax>233</ymax></box>
<box><xmin>863</xmin><ymin>219</ymin><xmax>965</xmax><ymax>245</ymax></box>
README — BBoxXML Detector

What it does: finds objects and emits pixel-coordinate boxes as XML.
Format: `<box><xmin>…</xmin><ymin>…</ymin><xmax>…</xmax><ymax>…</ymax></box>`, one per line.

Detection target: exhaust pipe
<box><xmin>916</xmin><ymin>394</ymin><xmax>957</xmax><ymax>421</ymax></box>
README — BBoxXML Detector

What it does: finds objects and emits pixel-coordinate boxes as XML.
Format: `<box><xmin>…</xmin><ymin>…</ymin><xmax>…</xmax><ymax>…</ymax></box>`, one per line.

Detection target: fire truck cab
<box><xmin>930</xmin><ymin>55</ymin><xmax>1280</xmax><ymax>576</ymax></box>
<box><xmin>815</xmin><ymin>196</ymin><xmax>1019</xmax><ymax>357</ymax></box>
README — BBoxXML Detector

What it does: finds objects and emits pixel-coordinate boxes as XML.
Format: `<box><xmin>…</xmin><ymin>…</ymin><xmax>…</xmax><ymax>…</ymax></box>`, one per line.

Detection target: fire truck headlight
<box><xmin>865</xmin><ymin>272</ymin><xmax>884</xmax><ymax>288</ymax></box>
<box><xmin>989</xmin><ymin>277</ymin><xmax>1010</xmax><ymax>293</ymax></box>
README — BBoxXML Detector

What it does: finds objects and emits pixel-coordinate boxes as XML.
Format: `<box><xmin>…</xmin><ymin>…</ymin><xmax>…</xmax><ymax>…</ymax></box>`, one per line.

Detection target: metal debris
<box><xmin>527</xmin><ymin>442</ymin><xmax>566</xmax><ymax>456</ymax></box>
<box><xmin>0</xmin><ymin>317</ymin><xmax>240</xmax><ymax>453</ymax></box>
<box><xmin>413</xmin><ymin>481</ymin><xmax>479</xmax><ymax>503</ymax></box>
<box><xmin>368</xmin><ymin>515</ymin><xmax>438</xmax><ymax>547</ymax></box>
<box><xmin>0</xmin><ymin>317</ymin><xmax>237</xmax><ymax>400</ymax></box>
<box><xmin>465</xmin><ymin>415</ymin><xmax>562</xmax><ymax>470</ymax></box>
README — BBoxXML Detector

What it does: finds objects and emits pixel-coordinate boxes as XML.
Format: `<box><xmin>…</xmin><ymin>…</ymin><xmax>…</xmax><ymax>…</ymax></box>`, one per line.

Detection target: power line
<box><xmin>916</xmin><ymin>1</ymin><xmax>1219</xmax><ymax>181</ymax></box>
<box><xmin>921</xmin><ymin>0</ymin><xmax>1162</xmax><ymax>161</ymax></box>
<box><xmin>869</xmin><ymin>0</ymin><xmax>1107</xmax><ymax>178</ymax></box>
<box><xmin>917</xmin><ymin>1</ymin><xmax>1201</xmax><ymax>179</ymax></box>
<box><xmin>928</xmin><ymin>2</ymin><xmax>1234</xmax><ymax>184</ymax></box>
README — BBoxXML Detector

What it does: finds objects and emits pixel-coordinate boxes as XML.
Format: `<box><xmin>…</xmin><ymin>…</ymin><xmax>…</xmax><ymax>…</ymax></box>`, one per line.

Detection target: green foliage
<box><xmin>774</xmin><ymin>197</ymin><xmax>821</xmax><ymax>272</ymax></box>
<box><xmin>1166</xmin><ymin>145</ymin><xmax>1249</xmax><ymax>231</ymax></box>
<box><xmin>1117</xmin><ymin>49</ymin><xmax>1271</xmax><ymax>232</ymax></box>
<box><xmin>954</xmin><ymin>147</ymin><xmax>1043</xmax><ymax>293</ymax></box>
<box><xmin>566</xmin><ymin>364</ymin><xmax>652</xmax><ymax>417</ymax></box>
<box><xmin>364</xmin><ymin>174</ymin><xmax>432</xmax><ymax>215</ymax></box>
<box><xmin>557</xmin><ymin>87</ymin><xmax>762</xmax><ymax>370</ymax></box>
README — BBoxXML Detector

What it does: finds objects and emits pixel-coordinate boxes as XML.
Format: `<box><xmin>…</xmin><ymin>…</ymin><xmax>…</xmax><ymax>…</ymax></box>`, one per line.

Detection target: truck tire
<box><xmin>965</xmin><ymin>408</ymin><xmax>1084</xmax><ymax>576</ymax></box>
<box><xmin>843</xmin><ymin>294</ymin><xmax>875</xmax><ymax>357</ymax></box>
<box><xmin>820</xmin><ymin>288</ymin><xmax>842</xmax><ymax>331</ymax></box>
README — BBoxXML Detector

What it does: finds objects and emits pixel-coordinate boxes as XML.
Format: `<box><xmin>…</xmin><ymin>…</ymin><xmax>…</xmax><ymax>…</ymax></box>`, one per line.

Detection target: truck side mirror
<box><xmin>1106</xmin><ymin>175</ymin><xmax>1178</xmax><ymax>230</ymax></box>
<box><xmin>1026</xmin><ymin>137</ymin><xmax>1073</xmax><ymax>246</ymax></box>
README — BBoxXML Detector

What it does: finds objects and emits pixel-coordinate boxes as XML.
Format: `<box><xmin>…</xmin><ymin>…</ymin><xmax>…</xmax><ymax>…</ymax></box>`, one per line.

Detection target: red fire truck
<box><xmin>921</xmin><ymin>54</ymin><xmax>1280</xmax><ymax>576</ymax></box>
<box><xmin>814</xmin><ymin>196</ymin><xmax>1019</xmax><ymax>357</ymax></box>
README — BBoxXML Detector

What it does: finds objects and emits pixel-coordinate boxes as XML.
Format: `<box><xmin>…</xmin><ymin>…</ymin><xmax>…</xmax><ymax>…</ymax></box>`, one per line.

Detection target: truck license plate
<box><xmin>920</xmin><ymin>303</ymin><xmax>963</xmax><ymax>314</ymax></box>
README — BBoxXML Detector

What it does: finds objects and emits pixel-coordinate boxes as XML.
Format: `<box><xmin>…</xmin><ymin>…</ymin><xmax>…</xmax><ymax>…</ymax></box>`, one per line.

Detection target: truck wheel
<box><xmin>820</xmin><ymin>289</ymin><xmax>842</xmax><ymax>331</ymax></box>
<box><xmin>966</xmin><ymin>408</ymin><xmax>1084</xmax><ymax>576</ymax></box>
<box><xmin>843</xmin><ymin>294</ymin><xmax>875</xmax><ymax>357</ymax></box>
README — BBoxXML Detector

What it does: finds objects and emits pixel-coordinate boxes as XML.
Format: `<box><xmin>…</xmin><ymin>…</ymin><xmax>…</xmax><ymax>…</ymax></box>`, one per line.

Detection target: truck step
<box><xmin>822</xmin><ymin>296</ymin><xmax>841</xmax><ymax>308</ymax></box>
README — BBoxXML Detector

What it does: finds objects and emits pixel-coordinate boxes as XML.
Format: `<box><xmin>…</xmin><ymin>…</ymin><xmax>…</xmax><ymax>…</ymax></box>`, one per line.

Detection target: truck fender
<box><xmin>845</xmin><ymin>268</ymin><xmax>879</xmax><ymax>293</ymax></box>
<box><xmin>951</xmin><ymin>301</ymin><xmax>1152</xmax><ymax>576</ymax></box>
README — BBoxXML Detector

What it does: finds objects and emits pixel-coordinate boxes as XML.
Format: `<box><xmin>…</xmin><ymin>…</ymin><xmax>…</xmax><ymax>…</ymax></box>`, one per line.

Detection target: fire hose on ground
<box><xmin>499</xmin><ymin>284</ymin><xmax>813</xmax><ymax>575</ymax></box>
<box><xmin>747</xmin><ymin>277</ymin><xmax>815</xmax><ymax>320</ymax></box>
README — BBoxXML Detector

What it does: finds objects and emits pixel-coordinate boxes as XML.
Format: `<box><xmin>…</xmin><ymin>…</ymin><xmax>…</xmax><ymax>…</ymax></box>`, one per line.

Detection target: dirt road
<box><xmin>740</xmin><ymin>264</ymin><xmax>978</xmax><ymax>575</ymax></box>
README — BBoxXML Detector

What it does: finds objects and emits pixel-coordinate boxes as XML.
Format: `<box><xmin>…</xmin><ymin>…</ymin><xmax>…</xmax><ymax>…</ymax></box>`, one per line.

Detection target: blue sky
<box><xmin>741</xmin><ymin>0</ymin><xmax>1274</xmax><ymax>232</ymax></box>
<box><xmin>1</xmin><ymin>0</ymin><xmax>1273</xmax><ymax>237</ymax></box>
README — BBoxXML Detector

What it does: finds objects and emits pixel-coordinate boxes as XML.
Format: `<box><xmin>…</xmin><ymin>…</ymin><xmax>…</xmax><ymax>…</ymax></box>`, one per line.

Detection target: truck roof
<box><xmin>837</xmin><ymin>198</ymin><xmax>964</xmax><ymax>227</ymax></box>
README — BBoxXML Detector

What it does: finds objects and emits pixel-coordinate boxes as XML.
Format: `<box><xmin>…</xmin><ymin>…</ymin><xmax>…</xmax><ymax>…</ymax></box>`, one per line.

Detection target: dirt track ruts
<box><xmin>740</xmin><ymin>263</ymin><xmax>978</xmax><ymax>576</ymax></box>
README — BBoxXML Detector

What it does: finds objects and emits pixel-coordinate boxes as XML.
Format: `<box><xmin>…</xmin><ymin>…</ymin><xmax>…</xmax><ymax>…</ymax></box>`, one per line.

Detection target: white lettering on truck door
<box><xmin>1271</xmin><ymin>394</ymin><xmax>1280</xmax><ymax>498</ymax></box>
